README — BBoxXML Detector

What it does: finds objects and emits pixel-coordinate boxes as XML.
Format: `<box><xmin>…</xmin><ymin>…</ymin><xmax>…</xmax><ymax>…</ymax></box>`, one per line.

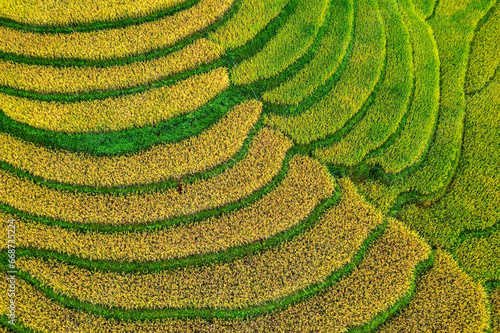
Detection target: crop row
<box><xmin>0</xmin><ymin>154</ymin><xmax>335</xmax><ymax>263</ymax></box>
<box><xmin>314</xmin><ymin>0</ymin><xmax>413</xmax><ymax>166</ymax></box>
<box><xmin>0</xmin><ymin>0</ymin><xmax>233</xmax><ymax>60</ymax></box>
<box><xmin>465</xmin><ymin>1</ymin><xmax>500</xmax><ymax>94</ymax></box>
<box><xmin>454</xmin><ymin>230</ymin><xmax>500</xmax><ymax>283</ymax></box>
<box><xmin>208</xmin><ymin>0</ymin><xmax>289</xmax><ymax>50</ymax></box>
<box><xmin>1</xmin><ymin>67</ymin><xmax>229</xmax><ymax>133</ymax></box>
<box><xmin>0</xmin><ymin>0</ymin><xmax>188</xmax><ymax>27</ymax></box>
<box><xmin>263</xmin><ymin>0</ymin><xmax>386</xmax><ymax>144</ymax></box>
<box><xmin>396</xmin><ymin>0</ymin><xmax>496</xmax><ymax>196</ymax></box>
<box><xmin>262</xmin><ymin>0</ymin><xmax>354</xmax><ymax>106</ymax></box>
<box><xmin>0</xmin><ymin>216</ymin><xmax>429</xmax><ymax>331</ymax></box>
<box><xmin>412</xmin><ymin>0</ymin><xmax>436</xmax><ymax>19</ymax></box>
<box><xmin>379</xmin><ymin>250</ymin><xmax>490</xmax><ymax>332</ymax></box>
<box><xmin>398</xmin><ymin>68</ymin><xmax>500</xmax><ymax>250</ymax></box>
<box><xmin>367</xmin><ymin>0</ymin><xmax>440</xmax><ymax>174</ymax></box>
<box><xmin>230</xmin><ymin>0</ymin><xmax>329</xmax><ymax>85</ymax></box>
<box><xmin>0</xmin><ymin>100</ymin><xmax>261</xmax><ymax>187</ymax></box>
<box><xmin>0</xmin><ymin>38</ymin><xmax>222</xmax><ymax>95</ymax></box>
<box><xmin>13</xmin><ymin>178</ymin><xmax>379</xmax><ymax>310</ymax></box>
<box><xmin>492</xmin><ymin>287</ymin><xmax>500</xmax><ymax>332</ymax></box>
<box><xmin>0</xmin><ymin>127</ymin><xmax>297</xmax><ymax>225</ymax></box>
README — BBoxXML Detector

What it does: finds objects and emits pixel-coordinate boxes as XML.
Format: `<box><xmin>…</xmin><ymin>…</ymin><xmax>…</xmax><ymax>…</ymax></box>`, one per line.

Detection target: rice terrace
<box><xmin>0</xmin><ymin>0</ymin><xmax>499</xmax><ymax>331</ymax></box>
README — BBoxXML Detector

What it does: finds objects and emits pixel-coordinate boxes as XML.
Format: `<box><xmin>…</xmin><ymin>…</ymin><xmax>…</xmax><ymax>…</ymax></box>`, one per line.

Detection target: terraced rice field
<box><xmin>0</xmin><ymin>0</ymin><xmax>499</xmax><ymax>331</ymax></box>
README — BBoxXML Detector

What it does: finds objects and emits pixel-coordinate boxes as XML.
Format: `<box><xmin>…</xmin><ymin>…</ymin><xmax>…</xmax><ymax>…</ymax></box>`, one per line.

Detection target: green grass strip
<box><xmin>314</xmin><ymin>0</ymin><xmax>413</xmax><ymax>167</ymax></box>
<box><xmin>0</xmin><ymin>0</ymin><xmax>198</xmax><ymax>33</ymax></box>
<box><xmin>465</xmin><ymin>0</ymin><xmax>500</xmax><ymax>94</ymax></box>
<box><xmin>208</xmin><ymin>0</ymin><xmax>290</xmax><ymax>50</ymax></box>
<box><xmin>0</xmin><ymin>220</ymin><xmax>386</xmax><ymax>321</ymax></box>
<box><xmin>397</xmin><ymin>0</ymin><xmax>496</xmax><ymax>196</ymax></box>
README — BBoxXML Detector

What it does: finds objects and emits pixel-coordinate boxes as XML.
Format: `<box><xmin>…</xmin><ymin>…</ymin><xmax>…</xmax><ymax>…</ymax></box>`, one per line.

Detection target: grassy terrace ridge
<box><xmin>262</xmin><ymin>0</ymin><xmax>354</xmax><ymax>106</ymax></box>
<box><xmin>367</xmin><ymin>0</ymin><xmax>440</xmax><ymax>174</ymax></box>
<box><xmin>398</xmin><ymin>69</ymin><xmax>500</xmax><ymax>252</ymax></box>
<box><xmin>0</xmin><ymin>89</ymin><xmax>246</xmax><ymax>156</ymax></box>
<box><xmin>313</xmin><ymin>0</ymin><xmax>413</xmax><ymax>166</ymax></box>
<box><xmin>1</xmin><ymin>68</ymin><xmax>230</xmax><ymax>133</ymax></box>
<box><xmin>0</xmin><ymin>146</ymin><xmax>311</xmax><ymax>233</ymax></box>
<box><xmin>395</xmin><ymin>0</ymin><xmax>496</xmax><ymax>196</ymax></box>
<box><xmin>263</xmin><ymin>0</ymin><xmax>386</xmax><ymax>145</ymax></box>
<box><xmin>0</xmin><ymin>218</ymin><xmax>430</xmax><ymax>325</ymax></box>
<box><xmin>0</xmin><ymin>0</ymin><xmax>195</xmax><ymax>31</ymax></box>
<box><xmin>0</xmin><ymin>0</ymin><xmax>234</xmax><ymax>61</ymax></box>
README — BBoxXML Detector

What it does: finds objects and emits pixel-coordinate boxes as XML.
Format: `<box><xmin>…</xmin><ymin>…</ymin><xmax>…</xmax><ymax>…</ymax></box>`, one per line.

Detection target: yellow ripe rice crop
<box><xmin>0</xmin><ymin>156</ymin><xmax>329</xmax><ymax>262</ymax></box>
<box><xmin>0</xmin><ymin>0</ymin><xmax>233</xmax><ymax>60</ymax></box>
<box><xmin>492</xmin><ymin>287</ymin><xmax>500</xmax><ymax>332</ymax></box>
<box><xmin>0</xmin><ymin>67</ymin><xmax>229</xmax><ymax>133</ymax></box>
<box><xmin>0</xmin><ymin>38</ymin><xmax>222</xmax><ymax>94</ymax></box>
<box><xmin>13</xmin><ymin>178</ymin><xmax>382</xmax><ymax>310</ymax></box>
<box><xmin>0</xmin><ymin>218</ymin><xmax>429</xmax><ymax>332</ymax></box>
<box><xmin>0</xmin><ymin>0</ymin><xmax>187</xmax><ymax>26</ymax></box>
<box><xmin>208</xmin><ymin>0</ymin><xmax>289</xmax><ymax>50</ymax></box>
<box><xmin>0</xmin><ymin>100</ymin><xmax>261</xmax><ymax>187</ymax></box>
<box><xmin>378</xmin><ymin>250</ymin><xmax>490</xmax><ymax>333</ymax></box>
<box><xmin>0</xmin><ymin>128</ymin><xmax>301</xmax><ymax>225</ymax></box>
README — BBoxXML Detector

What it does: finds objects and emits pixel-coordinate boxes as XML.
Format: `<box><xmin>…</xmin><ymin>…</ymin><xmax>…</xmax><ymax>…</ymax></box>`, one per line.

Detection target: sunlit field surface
<box><xmin>0</xmin><ymin>0</ymin><xmax>499</xmax><ymax>331</ymax></box>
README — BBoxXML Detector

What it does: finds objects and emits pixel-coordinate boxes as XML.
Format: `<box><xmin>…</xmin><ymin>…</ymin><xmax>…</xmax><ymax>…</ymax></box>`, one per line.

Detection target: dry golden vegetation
<box><xmin>0</xmin><ymin>0</ymin><xmax>232</xmax><ymax>60</ymax></box>
<box><xmin>13</xmin><ymin>178</ymin><xmax>381</xmax><ymax>310</ymax></box>
<box><xmin>12</xmin><ymin>181</ymin><xmax>382</xmax><ymax>309</ymax></box>
<box><xmin>492</xmin><ymin>287</ymin><xmax>500</xmax><ymax>333</ymax></box>
<box><xmin>378</xmin><ymin>250</ymin><xmax>490</xmax><ymax>333</ymax></box>
<box><xmin>0</xmin><ymin>101</ymin><xmax>262</xmax><ymax>187</ymax></box>
<box><xmin>0</xmin><ymin>218</ymin><xmax>429</xmax><ymax>332</ymax></box>
<box><xmin>208</xmin><ymin>0</ymin><xmax>289</xmax><ymax>50</ymax></box>
<box><xmin>1</xmin><ymin>67</ymin><xmax>229</xmax><ymax>133</ymax></box>
<box><xmin>0</xmin><ymin>0</ymin><xmax>187</xmax><ymax>26</ymax></box>
<box><xmin>0</xmin><ymin>38</ymin><xmax>223</xmax><ymax>94</ymax></box>
<box><xmin>0</xmin><ymin>156</ymin><xmax>329</xmax><ymax>261</ymax></box>
<box><xmin>0</xmin><ymin>128</ymin><xmax>299</xmax><ymax>225</ymax></box>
